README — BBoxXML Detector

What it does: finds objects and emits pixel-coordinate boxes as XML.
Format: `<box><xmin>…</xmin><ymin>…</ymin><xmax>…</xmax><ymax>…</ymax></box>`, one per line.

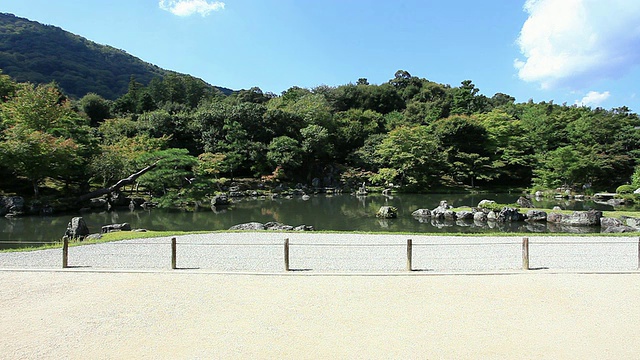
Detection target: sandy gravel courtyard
<box><xmin>1</xmin><ymin>270</ymin><xmax>640</xmax><ymax>359</ymax></box>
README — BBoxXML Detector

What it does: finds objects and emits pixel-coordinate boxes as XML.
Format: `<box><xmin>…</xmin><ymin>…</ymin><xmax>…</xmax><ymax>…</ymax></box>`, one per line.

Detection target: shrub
<box><xmin>616</xmin><ymin>184</ymin><xmax>637</xmax><ymax>194</ymax></box>
<box><xmin>477</xmin><ymin>202</ymin><xmax>517</xmax><ymax>212</ymax></box>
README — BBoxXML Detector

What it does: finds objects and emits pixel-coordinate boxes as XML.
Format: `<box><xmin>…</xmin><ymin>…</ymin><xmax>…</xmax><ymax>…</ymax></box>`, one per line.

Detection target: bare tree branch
<box><xmin>77</xmin><ymin>161</ymin><xmax>158</xmax><ymax>203</ymax></box>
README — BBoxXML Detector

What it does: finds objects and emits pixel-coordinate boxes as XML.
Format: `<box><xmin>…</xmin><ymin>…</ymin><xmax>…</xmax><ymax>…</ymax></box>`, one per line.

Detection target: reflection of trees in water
<box><xmin>0</xmin><ymin>194</ymin><xmax>616</xmax><ymax>245</ymax></box>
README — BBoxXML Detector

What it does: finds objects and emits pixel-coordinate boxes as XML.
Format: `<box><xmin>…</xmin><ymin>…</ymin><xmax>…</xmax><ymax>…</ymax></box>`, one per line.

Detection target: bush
<box><xmin>616</xmin><ymin>184</ymin><xmax>637</xmax><ymax>194</ymax></box>
<box><xmin>477</xmin><ymin>202</ymin><xmax>517</xmax><ymax>212</ymax></box>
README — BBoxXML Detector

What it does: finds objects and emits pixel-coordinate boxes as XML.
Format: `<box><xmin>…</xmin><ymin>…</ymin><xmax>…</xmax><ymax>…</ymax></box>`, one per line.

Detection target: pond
<box><xmin>0</xmin><ymin>193</ymin><xmax>633</xmax><ymax>249</ymax></box>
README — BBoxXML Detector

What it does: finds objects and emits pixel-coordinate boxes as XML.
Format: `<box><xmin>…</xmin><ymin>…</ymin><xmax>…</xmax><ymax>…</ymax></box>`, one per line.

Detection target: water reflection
<box><xmin>1</xmin><ymin>193</ymin><xmax>636</xmax><ymax>248</ymax></box>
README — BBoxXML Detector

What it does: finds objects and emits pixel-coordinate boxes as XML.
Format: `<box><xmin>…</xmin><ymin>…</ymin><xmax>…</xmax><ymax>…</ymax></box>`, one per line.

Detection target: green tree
<box><xmin>533</xmin><ymin>146</ymin><xmax>595</xmax><ymax>189</ymax></box>
<box><xmin>79</xmin><ymin>93</ymin><xmax>112</xmax><ymax>126</ymax></box>
<box><xmin>333</xmin><ymin>109</ymin><xmax>382</xmax><ymax>158</ymax></box>
<box><xmin>374</xmin><ymin>125</ymin><xmax>442</xmax><ymax>188</ymax></box>
<box><xmin>431</xmin><ymin>116</ymin><xmax>494</xmax><ymax>186</ymax></box>
<box><xmin>137</xmin><ymin>148</ymin><xmax>198</xmax><ymax>195</ymax></box>
<box><xmin>0</xmin><ymin>126</ymin><xmax>79</xmax><ymax>196</ymax></box>
<box><xmin>0</xmin><ymin>70</ymin><xmax>17</xmax><ymax>102</ymax></box>
<box><xmin>301</xmin><ymin>124</ymin><xmax>333</xmax><ymax>162</ymax></box>
<box><xmin>631</xmin><ymin>166</ymin><xmax>640</xmax><ymax>188</ymax></box>
<box><xmin>449</xmin><ymin>80</ymin><xmax>479</xmax><ymax>116</ymax></box>
<box><xmin>1</xmin><ymin>82</ymin><xmax>77</xmax><ymax>132</ymax></box>
<box><xmin>267</xmin><ymin>136</ymin><xmax>303</xmax><ymax>172</ymax></box>
<box><xmin>476</xmin><ymin>109</ymin><xmax>534</xmax><ymax>185</ymax></box>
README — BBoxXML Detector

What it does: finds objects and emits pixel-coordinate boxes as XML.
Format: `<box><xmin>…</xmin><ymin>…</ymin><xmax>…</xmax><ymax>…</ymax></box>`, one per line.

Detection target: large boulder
<box><xmin>456</xmin><ymin>211</ymin><xmax>474</xmax><ymax>220</ymax></box>
<box><xmin>412</xmin><ymin>209</ymin><xmax>432</xmax><ymax>218</ymax></box>
<box><xmin>600</xmin><ymin>217</ymin><xmax>624</xmax><ymax>228</ymax></box>
<box><xmin>477</xmin><ymin>200</ymin><xmax>496</xmax><ymax>209</ymax></box>
<box><xmin>622</xmin><ymin>217</ymin><xmax>640</xmax><ymax>229</ymax></box>
<box><xmin>606</xmin><ymin>199</ymin><xmax>626</xmax><ymax>207</ymax></box>
<box><xmin>211</xmin><ymin>194</ymin><xmax>230</xmax><ymax>207</ymax></box>
<box><xmin>229</xmin><ymin>222</ymin><xmax>266</xmax><ymax>231</ymax></box>
<box><xmin>546</xmin><ymin>210</ymin><xmax>602</xmax><ymax>226</ymax></box>
<box><xmin>101</xmin><ymin>223</ymin><xmax>132</xmax><ymax>233</ymax></box>
<box><xmin>265</xmin><ymin>222</ymin><xmax>294</xmax><ymax>231</ymax></box>
<box><xmin>89</xmin><ymin>198</ymin><xmax>108</xmax><ymax>209</ymax></box>
<box><xmin>603</xmin><ymin>226</ymin><xmax>637</xmax><ymax>233</ymax></box>
<box><xmin>498</xmin><ymin>207</ymin><xmax>525</xmax><ymax>222</ymax></box>
<box><xmin>432</xmin><ymin>201</ymin><xmax>454</xmax><ymax>220</ymax></box>
<box><xmin>109</xmin><ymin>191</ymin><xmax>130</xmax><ymax>207</ymax></box>
<box><xmin>64</xmin><ymin>217</ymin><xmax>90</xmax><ymax>240</ymax></box>
<box><xmin>473</xmin><ymin>211</ymin><xmax>488</xmax><ymax>222</ymax></box>
<box><xmin>293</xmin><ymin>225</ymin><xmax>315</xmax><ymax>231</ymax></box>
<box><xmin>376</xmin><ymin>206</ymin><xmax>398</xmax><ymax>219</ymax></box>
<box><xmin>516</xmin><ymin>196</ymin><xmax>534</xmax><ymax>208</ymax></box>
<box><xmin>525</xmin><ymin>210</ymin><xmax>547</xmax><ymax>222</ymax></box>
<box><xmin>0</xmin><ymin>196</ymin><xmax>25</xmax><ymax>217</ymax></box>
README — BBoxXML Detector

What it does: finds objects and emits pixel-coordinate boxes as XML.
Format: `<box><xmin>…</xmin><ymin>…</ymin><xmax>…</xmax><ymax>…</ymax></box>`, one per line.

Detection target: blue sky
<box><xmin>2</xmin><ymin>0</ymin><xmax>640</xmax><ymax>112</ymax></box>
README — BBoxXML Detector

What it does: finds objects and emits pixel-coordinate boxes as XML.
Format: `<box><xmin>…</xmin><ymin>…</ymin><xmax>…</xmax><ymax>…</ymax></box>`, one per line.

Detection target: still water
<box><xmin>0</xmin><ymin>193</ymin><xmax>629</xmax><ymax>248</ymax></box>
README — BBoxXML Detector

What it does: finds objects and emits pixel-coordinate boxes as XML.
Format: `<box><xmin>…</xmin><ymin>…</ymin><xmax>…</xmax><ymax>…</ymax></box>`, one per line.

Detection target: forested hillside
<box><xmin>0</xmin><ymin>13</ymin><xmax>231</xmax><ymax>99</ymax></box>
<box><xmin>1</xmin><ymin>67</ymin><xmax>639</xmax><ymax>207</ymax></box>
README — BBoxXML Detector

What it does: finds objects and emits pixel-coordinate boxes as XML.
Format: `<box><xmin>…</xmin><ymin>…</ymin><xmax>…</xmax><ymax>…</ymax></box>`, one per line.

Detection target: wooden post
<box><xmin>522</xmin><ymin>237</ymin><xmax>530</xmax><ymax>270</ymax></box>
<box><xmin>407</xmin><ymin>239</ymin><xmax>413</xmax><ymax>272</ymax></box>
<box><xmin>171</xmin><ymin>237</ymin><xmax>177</xmax><ymax>270</ymax></box>
<box><xmin>62</xmin><ymin>238</ymin><xmax>69</xmax><ymax>269</ymax></box>
<box><xmin>284</xmin><ymin>238</ymin><xmax>290</xmax><ymax>272</ymax></box>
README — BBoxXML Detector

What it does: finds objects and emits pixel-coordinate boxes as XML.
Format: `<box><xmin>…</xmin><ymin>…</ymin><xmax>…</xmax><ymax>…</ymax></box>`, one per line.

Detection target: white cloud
<box><xmin>576</xmin><ymin>91</ymin><xmax>610</xmax><ymax>107</ymax></box>
<box><xmin>515</xmin><ymin>0</ymin><xmax>640</xmax><ymax>89</ymax></box>
<box><xmin>159</xmin><ymin>0</ymin><xmax>225</xmax><ymax>17</ymax></box>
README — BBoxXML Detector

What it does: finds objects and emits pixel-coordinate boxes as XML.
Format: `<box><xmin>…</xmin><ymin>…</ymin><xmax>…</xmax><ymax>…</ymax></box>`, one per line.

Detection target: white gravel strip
<box><xmin>1</xmin><ymin>233</ymin><xmax>638</xmax><ymax>272</ymax></box>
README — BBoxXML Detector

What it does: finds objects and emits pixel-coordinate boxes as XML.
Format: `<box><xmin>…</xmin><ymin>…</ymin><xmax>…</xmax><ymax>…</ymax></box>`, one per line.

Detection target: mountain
<box><xmin>0</xmin><ymin>13</ymin><xmax>233</xmax><ymax>99</ymax></box>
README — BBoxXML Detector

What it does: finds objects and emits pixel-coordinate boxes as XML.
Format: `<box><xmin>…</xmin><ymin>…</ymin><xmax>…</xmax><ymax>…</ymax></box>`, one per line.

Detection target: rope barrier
<box><xmin>0</xmin><ymin>241</ymin><xmax>62</xmax><ymax>245</ymax></box>
<box><xmin>1</xmin><ymin>240</ymin><xmax>638</xmax><ymax>247</ymax></box>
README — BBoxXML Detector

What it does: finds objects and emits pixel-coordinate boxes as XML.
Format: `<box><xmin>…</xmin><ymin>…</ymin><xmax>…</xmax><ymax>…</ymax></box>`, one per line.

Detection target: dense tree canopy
<box><xmin>1</xmin><ymin>68</ymin><xmax>639</xmax><ymax>204</ymax></box>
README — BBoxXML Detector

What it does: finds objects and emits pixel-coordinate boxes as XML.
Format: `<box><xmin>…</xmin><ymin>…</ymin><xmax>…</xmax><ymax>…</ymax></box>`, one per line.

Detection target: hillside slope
<box><xmin>0</xmin><ymin>13</ymin><xmax>232</xmax><ymax>99</ymax></box>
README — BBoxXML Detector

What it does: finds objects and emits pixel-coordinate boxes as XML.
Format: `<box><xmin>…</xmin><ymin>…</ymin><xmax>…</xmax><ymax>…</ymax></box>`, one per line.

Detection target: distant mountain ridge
<box><xmin>0</xmin><ymin>13</ymin><xmax>233</xmax><ymax>99</ymax></box>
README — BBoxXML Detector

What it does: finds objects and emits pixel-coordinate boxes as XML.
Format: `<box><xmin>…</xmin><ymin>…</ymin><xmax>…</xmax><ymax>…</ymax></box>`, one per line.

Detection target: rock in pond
<box><xmin>602</xmin><ymin>226</ymin><xmax>637</xmax><ymax>233</ymax></box>
<box><xmin>546</xmin><ymin>210</ymin><xmax>602</xmax><ymax>226</ymax></box>
<box><xmin>456</xmin><ymin>211</ymin><xmax>474</xmax><ymax>220</ymax></box>
<box><xmin>229</xmin><ymin>222</ymin><xmax>315</xmax><ymax>231</ymax></box>
<box><xmin>525</xmin><ymin>210</ymin><xmax>547</xmax><ymax>222</ymax></box>
<box><xmin>293</xmin><ymin>225</ymin><xmax>315</xmax><ymax>231</ymax></box>
<box><xmin>498</xmin><ymin>207</ymin><xmax>525</xmax><ymax>222</ymax></box>
<box><xmin>229</xmin><ymin>222</ymin><xmax>266</xmax><ymax>231</ymax></box>
<box><xmin>516</xmin><ymin>196</ymin><xmax>534</xmax><ymax>208</ymax></box>
<box><xmin>478</xmin><ymin>200</ymin><xmax>496</xmax><ymax>209</ymax></box>
<box><xmin>0</xmin><ymin>196</ymin><xmax>25</xmax><ymax>217</ymax></box>
<box><xmin>473</xmin><ymin>211</ymin><xmax>488</xmax><ymax>222</ymax></box>
<box><xmin>622</xmin><ymin>217</ymin><xmax>640</xmax><ymax>229</ymax></box>
<box><xmin>211</xmin><ymin>194</ymin><xmax>230</xmax><ymax>206</ymax></box>
<box><xmin>600</xmin><ymin>217</ymin><xmax>624</xmax><ymax>228</ymax></box>
<box><xmin>412</xmin><ymin>209</ymin><xmax>432</xmax><ymax>218</ymax></box>
<box><xmin>64</xmin><ymin>217</ymin><xmax>90</xmax><ymax>240</ymax></box>
<box><xmin>101</xmin><ymin>223</ymin><xmax>132</xmax><ymax>233</ymax></box>
<box><xmin>265</xmin><ymin>222</ymin><xmax>294</xmax><ymax>231</ymax></box>
<box><xmin>376</xmin><ymin>206</ymin><xmax>398</xmax><ymax>219</ymax></box>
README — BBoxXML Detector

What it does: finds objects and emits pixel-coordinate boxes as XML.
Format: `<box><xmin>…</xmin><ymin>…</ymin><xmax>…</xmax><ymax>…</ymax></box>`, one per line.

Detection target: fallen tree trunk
<box><xmin>77</xmin><ymin>162</ymin><xmax>158</xmax><ymax>203</ymax></box>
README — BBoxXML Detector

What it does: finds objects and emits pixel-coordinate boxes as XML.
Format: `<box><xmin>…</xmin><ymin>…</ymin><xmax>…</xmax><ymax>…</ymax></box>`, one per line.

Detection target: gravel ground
<box><xmin>1</xmin><ymin>233</ymin><xmax>638</xmax><ymax>272</ymax></box>
<box><xmin>2</xmin><ymin>271</ymin><xmax>640</xmax><ymax>359</ymax></box>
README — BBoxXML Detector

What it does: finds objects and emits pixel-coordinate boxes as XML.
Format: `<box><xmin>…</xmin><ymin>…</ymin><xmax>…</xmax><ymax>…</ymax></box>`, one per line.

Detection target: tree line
<box><xmin>1</xmin><ymin>69</ymin><xmax>639</xmax><ymax>205</ymax></box>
